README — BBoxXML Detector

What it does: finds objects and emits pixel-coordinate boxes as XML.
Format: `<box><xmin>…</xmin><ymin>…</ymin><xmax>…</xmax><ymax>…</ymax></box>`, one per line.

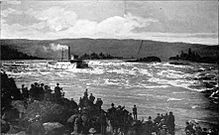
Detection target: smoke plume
<box><xmin>43</xmin><ymin>43</ymin><xmax>68</xmax><ymax>52</ymax></box>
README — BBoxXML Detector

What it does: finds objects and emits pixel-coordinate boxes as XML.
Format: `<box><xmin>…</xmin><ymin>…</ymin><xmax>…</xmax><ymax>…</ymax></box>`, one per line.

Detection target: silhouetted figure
<box><xmin>70</xmin><ymin>98</ymin><xmax>78</xmax><ymax>109</ymax></box>
<box><xmin>95</xmin><ymin>98</ymin><xmax>103</xmax><ymax>110</ymax></box>
<box><xmin>44</xmin><ymin>85</ymin><xmax>52</xmax><ymax>101</ymax></box>
<box><xmin>168</xmin><ymin>112</ymin><xmax>175</xmax><ymax>134</ymax></box>
<box><xmin>29</xmin><ymin>84</ymin><xmax>36</xmax><ymax>100</ymax></box>
<box><xmin>165</xmin><ymin>113</ymin><xmax>169</xmax><ymax>125</ymax></box>
<box><xmin>154</xmin><ymin>113</ymin><xmax>161</xmax><ymax>124</ymax></box>
<box><xmin>83</xmin><ymin>89</ymin><xmax>88</xmax><ymax>100</ymax></box>
<box><xmin>79</xmin><ymin>97</ymin><xmax>83</xmax><ymax>108</ymax></box>
<box><xmin>107</xmin><ymin>103</ymin><xmax>117</xmax><ymax>134</ymax></box>
<box><xmin>39</xmin><ymin>83</ymin><xmax>45</xmax><ymax>100</ymax></box>
<box><xmin>54</xmin><ymin>83</ymin><xmax>62</xmax><ymax>102</ymax></box>
<box><xmin>89</xmin><ymin>93</ymin><xmax>95</xmax><ymax>104</ymax></box>
<box><xmin>21</xmin><ymin>84</ymin><xmax>29</xmax><ymax>99</ymax></box>
<box><xmin>100</xmin><ymin>110</ymin><xmax>107</xmax><ymax>135</ymax></box>
<box><xmin>133</xmin><ymin>105</ymin><xmax>137</xmax><ymax>120</ymax></box>
<box><xmin>145</xmin><ymin>116</ymin><xmax>154</xmax><ymax>134</ymax></box>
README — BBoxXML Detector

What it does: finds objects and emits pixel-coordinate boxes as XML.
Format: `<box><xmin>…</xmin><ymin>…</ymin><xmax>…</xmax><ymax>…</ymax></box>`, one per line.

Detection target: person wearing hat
<box><xmin>29</xmin><ymin>84</ymin><xmax>35</xmax><ymax>100</ymax></box>
<box><xmin>107</xmin><ymin>103</ymin><xmax>116</xmax><ymax>134</ymax></box>
<box><xmin>167</xmin><ymin>112</ymin><xmax>175</xmax><ymax>135</ymax></box>
<box><xmin>145</xmin><ymin>116</ymin><xmax>154</xmax><ymax>135</ymax></box>
<box><xmin>89</xmin><ymin>93</ymin><xmax>95</xmax><ymax>104</ymax></box>
<box><xmin>39</xmin><ymin>83</ymin><xmax>45</xmax><ymax>100</ymax></box>
<box><xmin>154</xmin><ymin>113</ymin><xmax>162</xmax><ymax>124</ymax></box>
<box><xmin>21</xmin><ymin>84</ymin><xmax>29</xmax><ymax>100</ymax></box>
<box><xmin>44</xmin><ymin>85</ymin><xmax>52</xmax><ymax>101</ymax></box>
<box><xmin>54</xmin><ymin>83</ymin><xmax>62</xmax><ymax>102</ymax></box>
<box><xmin>84</xmin><ymin>89</ymin><xmax>88</xmax><ymax>99</ymax></box>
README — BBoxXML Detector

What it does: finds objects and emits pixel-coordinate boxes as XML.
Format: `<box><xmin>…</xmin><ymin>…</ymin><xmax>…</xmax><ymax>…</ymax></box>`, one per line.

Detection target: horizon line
<box><xmin>0</xmin><ymin>37</ymin><xmax>218</xmax><ymax>46</ymax></box>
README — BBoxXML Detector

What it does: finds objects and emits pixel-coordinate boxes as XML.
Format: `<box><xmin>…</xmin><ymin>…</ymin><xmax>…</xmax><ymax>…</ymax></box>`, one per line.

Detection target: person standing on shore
<box><xmin>132</xmin><ymin>105</ymin><xmax>137</xmax><ymax>120</ymax></box>
<box><xmin>54</xmin><ymin>83</ymin><xmax>62</xmax><ymax>102</ymax></box>
<box><xmin>21</xmin><ymin>84</ymin><xmax>29</xmax><ymax>100</ymax></box>
<box><xmin>168</xmin><ymin>112</ymin><xmax>175</xmax><ymax>135</ymax></box>
<box><xmin>89</xmin><ymin>93</ymin><xmax>95</xmax><ymax>104</ymax></box>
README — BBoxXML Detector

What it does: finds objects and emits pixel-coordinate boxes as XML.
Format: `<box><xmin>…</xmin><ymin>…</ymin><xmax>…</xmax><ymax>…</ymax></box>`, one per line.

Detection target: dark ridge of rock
<box><xmin>126</xmin><ymin>56</ymin><xmax>161</xmax><ymax>63</ymax></box>
<box><xmin>1</xmin><ymin>70</ymin><xmax>23</xmax><ymax>113</ymax></box>
<box><xmin>24</xmin><ymin>100</ymin><xmax>77</xmax><ymax>125</ymax></box>
<box><xmin>0</xmin><ymin>119</ymin><xmax>10</xmax><ymax>133</ymax></box>
<box><xmin>169</xmin><ymin>61</ymin><xmax>191</xmax><ymax>65</ymax></box>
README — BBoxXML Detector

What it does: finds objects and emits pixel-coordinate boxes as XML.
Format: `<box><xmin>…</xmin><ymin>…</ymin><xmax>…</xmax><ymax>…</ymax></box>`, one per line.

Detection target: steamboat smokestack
<box><xmin>68</xmin><ymin>46</ymin><xmax>71</xmax><ymax>60</ymax></box>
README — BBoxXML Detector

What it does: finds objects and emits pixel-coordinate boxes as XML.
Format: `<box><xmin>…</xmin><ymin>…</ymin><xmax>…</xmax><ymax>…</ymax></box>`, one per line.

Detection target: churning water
<box><xmin>2</xmin><ymin>60</ymin><xmax>218</xmax><ymax>134</ymax></box>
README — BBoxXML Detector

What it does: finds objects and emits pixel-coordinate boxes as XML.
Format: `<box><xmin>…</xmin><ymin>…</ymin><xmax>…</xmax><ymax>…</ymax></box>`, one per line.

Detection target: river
<box><xmin>2</xmin><ymin>60</ymin><xmax>218</xmax><ymax>134</ymax></box>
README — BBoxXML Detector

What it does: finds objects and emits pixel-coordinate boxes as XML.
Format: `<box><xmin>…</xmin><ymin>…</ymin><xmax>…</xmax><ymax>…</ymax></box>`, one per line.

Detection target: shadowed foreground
<box><xmin>1</xmin><ymin>70</ymin><xmax>218</xmax><ymax>135</ymax></box>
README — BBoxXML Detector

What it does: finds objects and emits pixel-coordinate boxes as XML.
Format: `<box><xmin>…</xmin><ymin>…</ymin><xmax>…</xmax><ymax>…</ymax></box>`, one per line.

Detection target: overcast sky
<box><xmin>1</xmin><ymin>0</ymin><xmax>218</xmax><ymax>45</ymax></box>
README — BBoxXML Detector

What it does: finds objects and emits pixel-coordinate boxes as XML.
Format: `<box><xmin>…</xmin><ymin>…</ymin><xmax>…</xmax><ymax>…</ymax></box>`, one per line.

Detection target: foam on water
<box><xmin>167</xmin><ymin>98</ymin><xmax>184</xmax><ymax>101</ymax></box>
<box><xmin>191</xmin><ymin>105</ymin><xmax>200</xmax><ymax>109</ymax></box>
<box><xmin>1</xmin><ymin>60</ymin><xmax>218</xmax><ymax>133</ymax></box>
<box><xmin>2</xmin><ymin>60</ymin><xmax>217</xmax><ymax>93</ymax></box>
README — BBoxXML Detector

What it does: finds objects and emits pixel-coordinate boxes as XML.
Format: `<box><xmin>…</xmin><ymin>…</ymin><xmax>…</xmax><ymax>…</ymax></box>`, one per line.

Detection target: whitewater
<box><xmin>2</xmin><ymin>60</ymin><xmax>218</xmax><ymax>134</ymax></box>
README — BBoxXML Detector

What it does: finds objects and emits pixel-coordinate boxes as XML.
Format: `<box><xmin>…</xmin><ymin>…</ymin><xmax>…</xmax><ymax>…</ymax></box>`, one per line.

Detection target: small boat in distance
<box><xmin>69</xmin><ymin>55</ymin><xmax>89</xmax><ymax>69</ymax></box>
<box><xmin>47</xmin><ymin>46</ymin><xmax>89</xmax><ymax>69</ymax></box>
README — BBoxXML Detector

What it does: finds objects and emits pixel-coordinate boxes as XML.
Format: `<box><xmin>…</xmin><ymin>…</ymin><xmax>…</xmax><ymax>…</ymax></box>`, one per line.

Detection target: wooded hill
<box><xmin>1</xmin><ymin>39</ymin><xmax>218</xmax><ymax>61</ymax></box>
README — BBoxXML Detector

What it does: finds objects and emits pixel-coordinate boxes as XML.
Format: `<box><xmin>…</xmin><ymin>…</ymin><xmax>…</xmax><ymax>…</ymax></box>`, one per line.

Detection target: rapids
<box><xmin>1</xmin><ymin>60</ymin><xmax>218</xmax><ymax>134</ymax></box>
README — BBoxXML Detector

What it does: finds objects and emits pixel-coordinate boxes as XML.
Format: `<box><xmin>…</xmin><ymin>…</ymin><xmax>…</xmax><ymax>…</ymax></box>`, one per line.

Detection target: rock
<box><xmin>11</xmin><ymin>100</ymin><xmax>26</xmax><ymax>119</ymax></box>
<box><xmin>67</xmin><ymin>114</ymin><xmax>78</xmax><ymax>123</ymax></box>
<box><xmin>2</xmin><ymin>108</ymin><xmax>20</xmax><ymax>122</ymax></box>
<box><xmin>24</xmin><ymin>100</ymin><xmax>75</xmax><ymax>124</ymax></box>
<box><xmin>1</xmin><ymin>119</ymin><xmax>10</xmax><ymax>133</ymax></box>
<box><xmin>7</xmin><ymin>125</ymin><xmax>23</xmax><ymax>134</ymax></box>
<box><xmin>1</xmin><ymin>131</ymin><xmax>26</xmax><ymax>135</ymax></box>
<box><xmin>15</xmin><ymin>131</ymin><xmax>26</xmax><ymax>135</ymax></box>
<box><xmin>11</xmin><ymin>100</ymin><xmax>26</xmax><ymax>113</ymax></box>
<box><xmin>43</xmin><ymin>122</ymin><xmax>65</xmax><ymax>135</ymax></box>
<box><xmin>126</xmin><ymin>56</ymin><xmax>161</xmax><ymax>63</ymax></box>
<box><xmin>139</xmin><ymin>56</ymin><xmax>161</xmax><ymax>62</ymax></box>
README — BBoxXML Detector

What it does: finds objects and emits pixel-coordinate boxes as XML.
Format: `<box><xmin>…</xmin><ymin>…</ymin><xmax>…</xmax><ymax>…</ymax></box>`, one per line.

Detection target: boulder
<box><xmin>23</xmin><ymin>100</ymin><xmax>75</xmax><ymax>124</ymax></box>
<box><xmin>43</xmin><ymin>122</ymin><xmax>65</xmax><ymax>135</ymax></box>
<box><xmin>1</xmin><ymin>119</ymin><xmax>10</xmax><ymax>133</ymax></box>
<box><xmin>11</xmin><ymin>100</ymin><xmax>26</xmax><ymax>113</ymax></box>
<box><xmin>2</xmin><ymin>108</ymin><xmax>20</xmax><ymax>122</ymax></box>
<box><xmin>67</xmin><ymin>114</ymin><xmax>78</xmax><ymax>123</ymax></box>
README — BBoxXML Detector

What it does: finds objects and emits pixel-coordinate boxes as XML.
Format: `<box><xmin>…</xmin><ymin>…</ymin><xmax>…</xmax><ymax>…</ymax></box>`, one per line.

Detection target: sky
<box><xmin>0</xmin><ymin>0</ymin><xmax>219</xmax><ymax>45</ymax></box>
